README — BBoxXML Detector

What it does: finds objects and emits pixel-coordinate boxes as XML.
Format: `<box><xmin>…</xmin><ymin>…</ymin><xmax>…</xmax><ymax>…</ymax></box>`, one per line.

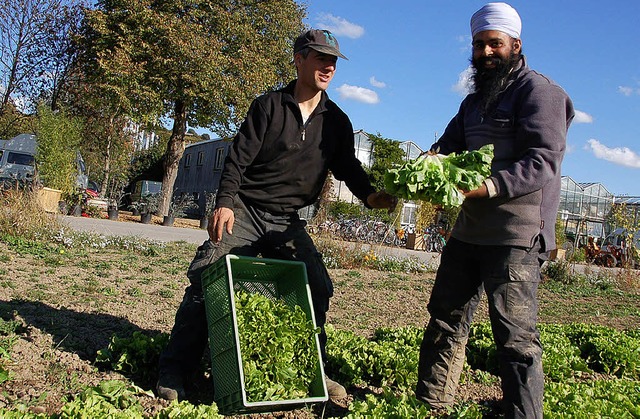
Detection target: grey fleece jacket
<box><xmin>433</xmin><ymin>56</ymin><xmax>574</xmax><ymax>252</ymax></box>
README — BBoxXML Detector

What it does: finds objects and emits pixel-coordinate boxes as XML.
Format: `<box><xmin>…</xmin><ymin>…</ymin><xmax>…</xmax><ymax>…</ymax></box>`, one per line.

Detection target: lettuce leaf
<box><xmin>384</xmin><ymin>144</ymin><xmax>494</xmax><ymax>208</ymax></box>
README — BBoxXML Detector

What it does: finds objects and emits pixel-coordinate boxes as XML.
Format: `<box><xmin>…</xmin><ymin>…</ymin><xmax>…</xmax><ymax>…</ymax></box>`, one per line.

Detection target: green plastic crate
<box><xmin>201</xmin><ymin>254</ymin><xmax>328</xmax><ymax>415</ymax></box>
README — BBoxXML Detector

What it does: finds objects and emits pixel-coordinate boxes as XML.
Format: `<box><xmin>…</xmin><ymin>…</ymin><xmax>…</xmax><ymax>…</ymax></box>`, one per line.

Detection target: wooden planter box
<box><xmin>37</xmin><ymin>188</ymin><xmax>62</xmax><ymax>213</ymax></box>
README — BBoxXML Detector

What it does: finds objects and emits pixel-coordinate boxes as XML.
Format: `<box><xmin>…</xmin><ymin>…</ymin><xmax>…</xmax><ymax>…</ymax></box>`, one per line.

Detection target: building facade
<box><xmin>172</xmin><ymin>138</ymin><xmax>232</xmax><ymax>217</ymax></box>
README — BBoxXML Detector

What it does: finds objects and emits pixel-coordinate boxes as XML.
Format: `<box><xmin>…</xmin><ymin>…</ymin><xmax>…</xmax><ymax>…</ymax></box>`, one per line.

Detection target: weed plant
<box><xmin>0</xmin><ymin>188</ymin><xmax>62</xmax><ymax>241</ymax></box>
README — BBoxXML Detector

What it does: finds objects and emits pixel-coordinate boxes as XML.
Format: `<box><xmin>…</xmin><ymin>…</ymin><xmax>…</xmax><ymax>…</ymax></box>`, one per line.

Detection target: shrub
<box><xmin>35</xmin><ymin>104</ymin><xmax>83</xmax><ymax>195</ymax></box>
<box><xmin>542</xmin><ymin>259</ymin><xmax>574</xmax><ymax>284</ymax></box>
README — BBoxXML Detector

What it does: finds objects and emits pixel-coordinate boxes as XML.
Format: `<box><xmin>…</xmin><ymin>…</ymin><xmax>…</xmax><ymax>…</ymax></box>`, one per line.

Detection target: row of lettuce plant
<box><xmin>3</xmin><ymin>320</ymin><xmax>637</xmax><ymax>418</ymax></box>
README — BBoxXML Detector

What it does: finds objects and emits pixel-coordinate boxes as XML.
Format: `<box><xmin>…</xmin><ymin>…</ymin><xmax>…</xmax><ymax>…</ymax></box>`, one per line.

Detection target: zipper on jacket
<box><xmin>301</xmin><ymin>115</ymin><xmax>314</xmax><ymax>141</ymax></box>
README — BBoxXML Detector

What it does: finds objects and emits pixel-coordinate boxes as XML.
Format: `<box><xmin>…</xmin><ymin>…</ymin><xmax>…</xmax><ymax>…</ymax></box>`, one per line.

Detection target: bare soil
<box><xmin>0</xmin><ymin>215</ymin><xmax>638</xmax><ymax>417</ymax></box>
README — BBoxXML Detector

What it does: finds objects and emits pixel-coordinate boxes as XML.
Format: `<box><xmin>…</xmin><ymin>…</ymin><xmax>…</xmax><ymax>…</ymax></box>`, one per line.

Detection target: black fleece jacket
<box><xmin>215</xmin><ymin>80</ymin><xmax>375</xmax><ymax>214</ymax></box>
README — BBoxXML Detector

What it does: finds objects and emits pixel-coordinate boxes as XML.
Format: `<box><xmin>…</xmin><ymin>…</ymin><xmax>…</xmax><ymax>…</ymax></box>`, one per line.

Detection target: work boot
<box><xmin>156</xmin><ymin>374</ymin><xmax>186</xmax><ymax>401</ymax></box>
<box><xmin>325</xmin><ymin>375</ymin><xmax>347</xmax><ymax>399</ymax></box>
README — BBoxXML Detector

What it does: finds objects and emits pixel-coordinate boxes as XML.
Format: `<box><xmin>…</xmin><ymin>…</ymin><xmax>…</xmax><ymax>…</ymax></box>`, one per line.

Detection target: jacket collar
<box><xmin>281</xmin><ymin>79</ymin><xmax>329</xmax><ymax>114</ymax></box>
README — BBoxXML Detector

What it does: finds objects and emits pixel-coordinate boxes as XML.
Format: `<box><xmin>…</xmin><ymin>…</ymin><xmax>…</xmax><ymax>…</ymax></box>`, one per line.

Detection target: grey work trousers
<box><xmin>415</xmin><ymin>237</ymin><xmax>544</xmax><ymax>419</ymax></box>
<box><xmin>158</xmin><ymin>197</ymin><xmax>334</xmax><ymax>379</ymax></box>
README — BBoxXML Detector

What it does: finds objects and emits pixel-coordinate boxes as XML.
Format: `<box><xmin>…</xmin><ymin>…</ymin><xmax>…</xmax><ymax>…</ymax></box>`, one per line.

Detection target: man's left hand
<box><xmin>367</xmin><ymin>191</ymin><xmax>398</xmax><ymax>213</ymax></box>
<box><xmin>462</xmin><ymin>183</ymin><xmax>489</xmax><ymax>199</ymax></box>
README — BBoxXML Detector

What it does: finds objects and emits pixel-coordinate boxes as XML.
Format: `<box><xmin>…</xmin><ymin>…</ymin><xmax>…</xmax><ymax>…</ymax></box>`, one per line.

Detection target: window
<box><xmin>7</xmin><ymin>152</ymin><xmax>35</xmax><ymax>166</ymax></box>
<box><xmin>184</xmin><ymin>153</ymin><xmax>191</xmax><ymax>168</ymax></box>
<box><xmin>197</xmin><ymin>151</ymin><xmax>204</xmax><ymax>166</ymax></box>
<box><xmin>214</xmin><ymin>148</ymin><xmax>225</xmax><ymax>170</ymax></box>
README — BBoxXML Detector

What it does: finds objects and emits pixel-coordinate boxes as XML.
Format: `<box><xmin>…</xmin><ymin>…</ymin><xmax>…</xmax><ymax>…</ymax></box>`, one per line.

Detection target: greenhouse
<box><xmin>557</xmin><ymin>176</ymin><xmax>640</xmax><ymax>248</ymax></box>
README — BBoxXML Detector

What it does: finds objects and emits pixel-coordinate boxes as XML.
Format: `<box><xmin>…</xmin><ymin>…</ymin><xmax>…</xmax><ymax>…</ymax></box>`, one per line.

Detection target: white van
<box><xmin>0</xmin><ymin>134</ymin><xmax>36</xmax><ymax>183</ymax></box>
<box><xmin>0</xmin><ymin>134</ymin><xmax>88</xmax><ymax>189</ymax></box>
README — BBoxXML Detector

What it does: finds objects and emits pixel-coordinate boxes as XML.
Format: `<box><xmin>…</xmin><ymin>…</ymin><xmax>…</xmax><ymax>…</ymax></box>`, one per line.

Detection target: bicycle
<box><xmin>421</xmin><ymin>224</ymin><xmax>447</xmax><ymax>253</ymax></box>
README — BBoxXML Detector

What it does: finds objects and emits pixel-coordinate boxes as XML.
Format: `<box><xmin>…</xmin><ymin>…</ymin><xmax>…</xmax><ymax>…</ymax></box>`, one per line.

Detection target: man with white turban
<box><xmin>415</xmin><ymin>3</ymin><xmax>574</xmax><ymax>418</ymax></box>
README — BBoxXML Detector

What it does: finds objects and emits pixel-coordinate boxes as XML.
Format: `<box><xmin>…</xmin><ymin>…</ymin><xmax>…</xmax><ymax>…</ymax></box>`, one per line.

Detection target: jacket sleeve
<box><xmin>491</xmin><ymin>83</ymin><xmax>574</xmax><ymax>198</ymax></box>
<box><xmin>329</xmin><ymin>119</ymin><xmax>376</xmax><ymax>207</ymax></box>
<box><xmin>215</xmin><ymin>99</ymin><xmax>269</xmax><ymax>209</ymax></box>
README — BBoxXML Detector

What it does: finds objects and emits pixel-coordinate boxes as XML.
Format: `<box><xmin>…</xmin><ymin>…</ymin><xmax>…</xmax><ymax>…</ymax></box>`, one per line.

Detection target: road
<box><xmin>59</xmin><ymin>215</ymin><xmax>209</xmax><ymax>245</ymax></box>
<box><xmin>58</xmin><ymin>215</ymin><xmax>442</xmax><ymax>266</ymax></box>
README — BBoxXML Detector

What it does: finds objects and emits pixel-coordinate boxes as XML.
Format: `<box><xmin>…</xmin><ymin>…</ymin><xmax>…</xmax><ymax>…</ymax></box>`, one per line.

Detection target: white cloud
<box><xmin>573</xmin><ymin>110</ymin><xmax>593</xmax><ymax>124</ymax></box>
<box><xmin>586</xmin><ymin>139</ymin><xmax>640</xmax><ymax>168</ymax></box>
<box><xmin>452</xmin><ymin>66</ymin><xmax>474</xmax><ymax>96</ymax></box>
<box><xmin>369</xmin><ymin>76</ymin><xmax>386</xmax><ymax>88</ymax></box>
<box><xmin>618</xmin><ymin>86</ymin><xmax>635</xmax><ymax>96</ymax></box>
<box><xmin>335</xmin><ymin>84</ymin><xmax>379</xmax><ymax>104</ymax></box>
<box><xmin>315</xmin><ymin>13</ymin><xmax>364</xmax><ymax>39</ymax></box>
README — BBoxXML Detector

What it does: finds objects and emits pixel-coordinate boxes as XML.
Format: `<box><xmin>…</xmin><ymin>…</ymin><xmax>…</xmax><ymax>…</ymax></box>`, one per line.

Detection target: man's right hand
<box><xmin>208</xmin><ymin>207</ymin><xmax>234</xmax><ymax>243</ymax></box>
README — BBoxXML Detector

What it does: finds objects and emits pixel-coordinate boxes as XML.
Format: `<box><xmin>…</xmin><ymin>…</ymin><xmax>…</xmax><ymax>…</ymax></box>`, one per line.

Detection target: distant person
<box><xmin>156</xmin><ymin>29</ymin><xmax>397</xmax><ymax>401</ymax></box>
<box><xmin>414</xmin><ymin>3</ymin><xmax>574</xmax><ymax>418</ymax></box>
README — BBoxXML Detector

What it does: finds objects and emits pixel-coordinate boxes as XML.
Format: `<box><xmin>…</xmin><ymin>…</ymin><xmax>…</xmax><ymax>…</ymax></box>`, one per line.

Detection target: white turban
<box><xmin>470</xmin><ymin>2</ymin><xmax>522</xmax><ymax>39</ymax></box>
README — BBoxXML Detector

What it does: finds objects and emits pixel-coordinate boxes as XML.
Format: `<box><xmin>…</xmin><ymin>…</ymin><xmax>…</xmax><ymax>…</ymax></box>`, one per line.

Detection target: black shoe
<box><xmin>156</xmin><ymin>374</ymin><xmax>186</xmax><ymax>401</ymax></box>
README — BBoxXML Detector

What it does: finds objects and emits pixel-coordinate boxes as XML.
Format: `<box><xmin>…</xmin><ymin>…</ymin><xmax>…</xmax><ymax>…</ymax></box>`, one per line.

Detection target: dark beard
<box><xmin>471</xmin><ymin>52</ymin><xmax>521</xmax><ymax>116</ymax></box>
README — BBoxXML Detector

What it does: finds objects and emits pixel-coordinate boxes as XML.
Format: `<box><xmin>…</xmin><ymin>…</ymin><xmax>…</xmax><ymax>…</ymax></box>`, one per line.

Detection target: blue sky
<box><xmin>301</xmin><ymin>0</ymin><xmax>640</xmax><ymax>197</ymax></box>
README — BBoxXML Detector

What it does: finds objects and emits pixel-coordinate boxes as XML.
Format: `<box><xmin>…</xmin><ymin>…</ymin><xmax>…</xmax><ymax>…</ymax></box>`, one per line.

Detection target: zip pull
<box><xmin>301</xmin><ymin>128</ymin><xmax>306</xmax><ymax>141</ymax></box>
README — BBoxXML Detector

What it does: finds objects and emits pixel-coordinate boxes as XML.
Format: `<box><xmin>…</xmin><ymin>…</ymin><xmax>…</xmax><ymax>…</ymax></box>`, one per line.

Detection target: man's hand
<box><xmin>208</xmin><ymin>207</ymin><xmax>234</xmax><ymax>243</ymax></box>
<box><xmin>462</xmin><ymin>183</ymin><xmax>489</xmax><ymax>199</ymax></box>
<box><xmin>366</xmin><ymin>191</ymin><xmax>399</xmax><ymax>213</ymax></box>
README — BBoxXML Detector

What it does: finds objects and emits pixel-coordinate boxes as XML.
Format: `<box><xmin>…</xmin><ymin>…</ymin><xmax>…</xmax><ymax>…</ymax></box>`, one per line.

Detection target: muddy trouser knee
<box><xmin>485</xmin><ymin>248</ymin><xmax>543</xmax><ymax>419</ymax></box>
<box><xmin>415</xmin><ymin>238</ymin><xmax>483</xmax><ymax>407</ymax></box>
<box><xmin>158</xmin><ymin>198</ymin><xmax>263</xmax><ymax>380</ymax></box>
<box><xmin>158</xmin><ymin>240</ymin><xmax>218</xmax><ymax>378</ymax></box>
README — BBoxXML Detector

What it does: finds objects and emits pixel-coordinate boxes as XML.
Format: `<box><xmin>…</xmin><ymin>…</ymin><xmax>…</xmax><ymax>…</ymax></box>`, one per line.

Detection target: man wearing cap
<box><xmin>156</xmin><ymin>29</ymin><xmax>397</xmax><ymax>402</ymax></box>
<box><xmin>414</xmin><ymin>3</ymin><xmax>574</xmax><ymax>418</ymax></box>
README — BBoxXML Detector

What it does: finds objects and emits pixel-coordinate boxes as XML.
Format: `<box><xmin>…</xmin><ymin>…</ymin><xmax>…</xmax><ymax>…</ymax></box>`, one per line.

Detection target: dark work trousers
<box><xmin>158</xmin><ymin>197</ymin><xmax>334</xmax><ymax>379</ymax></box>
<box><xmin>415</xmin><ymin>237</ymin><xmax>544</xmax><ymax>419</ymax></box>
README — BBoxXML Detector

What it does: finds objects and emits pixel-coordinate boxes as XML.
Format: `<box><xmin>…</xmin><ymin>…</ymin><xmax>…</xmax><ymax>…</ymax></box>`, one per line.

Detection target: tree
<box><xmin>0</xmin><ymin>0</ymin><xmax>83</xmax><ymax>114</ymax></box>
<box><xmin>79</xmin><ymin>0</ymin><xmax>306</xmax><ymax>215</ymax></box>
<box><xmin>366</xmin><ymin>132</ymin><xmax>405</xmax><ymax>191</ymax></box>
<box><xmin>37</xmin><ymin>0</ymin><xmax>87</xmax><ymax>111</ymax></box>
<box><xmin>0</xmin><ymin>101</ymin><xmax>34</xmax><ymax>139</ymax></box>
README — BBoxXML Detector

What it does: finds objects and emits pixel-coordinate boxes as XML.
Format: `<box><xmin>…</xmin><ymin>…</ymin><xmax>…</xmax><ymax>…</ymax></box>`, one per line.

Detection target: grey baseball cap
<box><xmin>294</xmin><ymin>29</ymin><xmax>348</xmax><ymax>60</ymax></box>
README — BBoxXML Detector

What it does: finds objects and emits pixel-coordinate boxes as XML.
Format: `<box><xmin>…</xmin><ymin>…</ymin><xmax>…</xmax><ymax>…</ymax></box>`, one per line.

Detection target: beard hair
<box><xmin>471</xmin><ymin>51</ymin><xmax>521</xmax><ymax>115</ymax></box>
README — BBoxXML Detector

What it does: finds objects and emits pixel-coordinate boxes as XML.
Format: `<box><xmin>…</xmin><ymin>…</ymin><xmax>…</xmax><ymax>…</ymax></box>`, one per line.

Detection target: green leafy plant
<box><xmin>0</xmin><ymin>318</ymin><xmax>23</xmax><ymax>385</ymax></box>
<box><xmin>168</xmin><ymin>193</ymin><xmax>197</xmax><ymax>218</ymax></box>
<box><xmin>235</xmin><ymin>291</ymin><xmax>320</xmax><ymax>401</ymax></box>
<box><xmin>130</xmin><ymin>193</ymin><xmax>160</xmax><ymax>215</ymax></box>
<box><xmin>35</xmin><ymin>104</ymin><xmax>83</xmax><ymax>195</ymax></box>
<box><xmin>384</xmin><ymin>144</ymin><xmax>494</xmax><ymax>207</ymax></box>
<box><xmin>95</xmin><ymin>332</ymin><xmax>169</xmax><ymax>382</ymax></box>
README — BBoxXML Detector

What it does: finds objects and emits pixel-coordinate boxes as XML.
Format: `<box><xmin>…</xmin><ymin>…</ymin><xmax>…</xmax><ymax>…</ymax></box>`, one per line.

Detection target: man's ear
<box><xmin>512</xmin><ymin>38</ymin><xmax>522</xmax><ymax>53</ymax></box>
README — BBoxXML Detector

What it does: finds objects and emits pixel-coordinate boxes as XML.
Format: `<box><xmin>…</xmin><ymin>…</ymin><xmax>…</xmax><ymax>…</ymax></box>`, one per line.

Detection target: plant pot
<box><xmin>199</xmin><ymin>217</ymin><xmax>209</xmax><ymax>230</ymax></box>
<box><xmin>71</xmin><ymin>204</ymin><xmax>82</xmax><ymax>217</ymax></box>
<box><xmin>58</xmin><ymin>200</ymin><xmax>67</xmax><ymax>215</ymax></box>
<box><xmin>162</xmin><ymin>215</ymin><xmax>175</xmax><ymax>227</ymax></box>
<box><xmin>140</xmin><ymin>213</ymin><xmax>152</xmax><ymax>224</ymax></box>
<box><xmin>107</xmin><ymin>208</ymin><xmax>119</xmax><ymax>221</ymax></box>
